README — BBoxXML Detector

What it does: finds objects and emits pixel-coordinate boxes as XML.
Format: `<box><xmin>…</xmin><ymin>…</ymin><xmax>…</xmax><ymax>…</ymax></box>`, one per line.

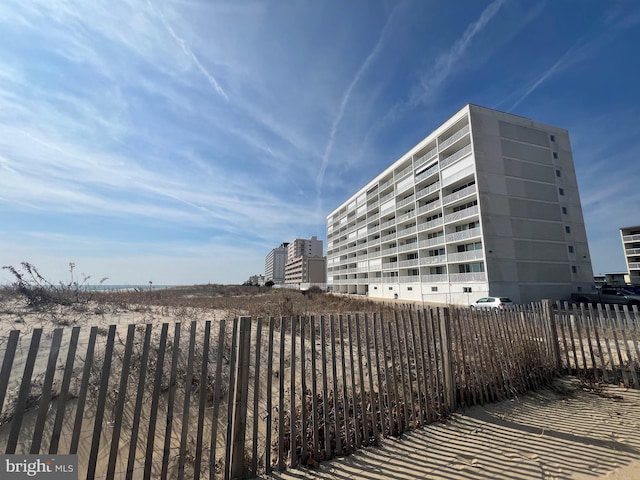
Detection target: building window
<box><xmin>407</xmin><ymin>287</ymin><xmax>413</xmax><ymax>291</ymax></box>
<box><xmin>463</xmin><ymin>287</ymin><xmax>472</xmax><ymax>293</ymax></box>
<box><xmin>388</xmin><ymin>287</ymin><xmax>393</xmax><ymax>290</ymax></box>
<box><xmin>553</xmin><ymin>152</ymin><xmax>558</xmax><ymax>159</ymax></box>
<box><xmin>556</xmin><ymin>169</ymin><xmax>561</xmax><ymax>177</ymax></box>
<box><xmin>571</xmin><ymin>266</ymin><xmax>578</xmax><ymax>274</ymax></box>
<box><xmin>568</xmin><ymin>245</ymin><xmax>574</xmax><ymax>253</ymax></box>
<box><xmin>550</xmin><ymin>134</ymin><xmax>555</xmax><ymax>142</ymax></box>
<box><xmin>565</xmin><ymin>226</ymin><xmax>571</xmax><ymax>234</ymax></box>
<box><xmin>431</xmin><ymin>286</ymin><xmax>438</xmax><ymax>292</ymax></box>
<box><xmin>562</xmin><ymin>206</ymin><xmax>568</xmax><ymax>214</ymax></box>
<box><xmin>559</xmin><ymin>188</ymin><xmax>565</xmax><ymax>196</ymax></box>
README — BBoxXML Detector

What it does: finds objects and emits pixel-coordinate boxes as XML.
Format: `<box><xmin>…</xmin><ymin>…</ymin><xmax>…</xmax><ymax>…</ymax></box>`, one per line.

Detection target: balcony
<box><xmin>417</xmin><ymin>199</ymin><xmax>442</xmax><ymax>215</ymax></box>
<box><xmin>379</xmin><ymin>191</ymin><xmax>395</xmax><ymax>204</ymax></box>
<box><xmin>397</xmin><ymin>225</ymin><xmax>417</xmax><ymax>238</ymax></box>
<box><xmin>418</xmin><ymin>237</ymin><xmax>445</xmax><ymax>249</ymax></box>
<box><xmin>396</xmin><ymin>194</ymin><xmax>415</xmax><ymax>209</ymax></box>
<box><xmin>398</xmin><ymin>242</ymin><xmax>419</xmax><ymax>253</ymax></box>
<box><xmin>446</xmin><ymin>250</ymin><xmax>484</xmax><ymax>263</ymax></box>
<box><xmin>380</xmin><ymin>246</ymin><xmax>397</xmax><ymax>256</ymax></box>
<box><xmin>623</xmin><ymin>234</ymin><xmax>640</xmax><ymax>242</ymax></box>
<box><xmin>380</xmin><ymin>233</ymin><xmax>396</xmax><ymax>243</ymax></box>
<box><xmin>629</xmin><ymin>262</ymin><xmax>640</xmax><ymax>269</ymax></box>
<box><xmin>395</xmin><ymin>164</ymin><xmax>413</xmax><ymax>180</ymax></box>
<box><xmin>626</xmin><ymin>248</ymin><xmax>640</xmax><ymax>255</ymax></box>
<box><xmin>438</xmin><ymin>124</ymin><xmax>470</xmax><ymax>151</ymax></box>
<box><xmin>421</xmin><ymin>274</ymin><xmax>448</xmax><ymax>283</ymax></box>
<box><xmin>396</xmin><ymin>210</ymin><xmax>416</xmax><ymax>223</ymax></box>
<box><xmin>444</xmin><ymin>205</ymin><xmax>479</xmax><ymax>223</ymax></box>
<box><xmin>418</xmin><ymin>217</ymin><xmax>444</xmax><ymax>233</ymax></box>
<box><xmin>442</xmin><ymin>184</ymin><xmax>477</xmax><ymax>205</ymax></box>
<box><xmin>416</xmin><ymin>181</ymin><xmax>440</xmax><ymax>200</ymax></box>
<box><xmin>440</xmin><ymin>144</ymin><xmax>472</xmax><ymax>169</ymax></box>
<box><xmin>414</xmin><ymin>146</ymin><xmax>438</xmax><ymax>169</ymax></box>
<box><xmin>382</xmin><ymin>262</ymin><xmax>398</xmax><ymax>271</ymax></box>
<box><xmin>399</xmin><ymin>276</ymin><xmax>420</xmax><ymax>283</ymax></box>
<box><xmin>445</xmin><ymin>227</ymin><xmax>482</xmax><ymax>243</ymax></box>
<box><xmin>379</xmin><ymin>178</ymin><xmax>394</xmax><ymax>191</ymax></box>
<box><xmin>415</xmin><ymin>164</ymin><xmax>439</xmax><ymax>183</ymax></box>
<box><xmin>448</xmin><ymin>272</ymin><xmax>487</xmax><ymax>282</ymax></box>
<box><xmin>420</xmin><ymin>256</ymin><xmax>446</xmax><ymax>265</ymax></box>
<box><xmin>398</xmin><ymin>258</ymin><xmax>420</xmax><ymax>268</ymax></box>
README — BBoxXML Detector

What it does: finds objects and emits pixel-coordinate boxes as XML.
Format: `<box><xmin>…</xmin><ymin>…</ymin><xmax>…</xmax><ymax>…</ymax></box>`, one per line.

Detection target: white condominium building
<box><xmin>265</xmin><ymin>242</ymin><xmax>289</xmax><ymax>284</ymax></box>
<box><xmin>620</xmin><ymin>226</ymin><xmax>640</xmax><ymax>285</ymax></box>
<box><xmin>326</xmin><ymin>104</ymin><xmax>594</xmax><ymax>305</ymax></box>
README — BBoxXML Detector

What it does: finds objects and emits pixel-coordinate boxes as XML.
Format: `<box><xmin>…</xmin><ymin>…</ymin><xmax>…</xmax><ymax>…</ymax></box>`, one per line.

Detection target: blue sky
<box><xmin>1</xmin><ymin>0</ymin><xmax>639</xmax><ymax>285</ymax></box>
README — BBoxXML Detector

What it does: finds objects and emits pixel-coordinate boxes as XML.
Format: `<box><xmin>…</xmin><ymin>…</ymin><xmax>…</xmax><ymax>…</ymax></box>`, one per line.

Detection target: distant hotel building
<box><xmin>265</xmin><ymin>243</ymin><xmax>288</xmax><ymax>284</ymax></box>
<box><xmin>620</xmin><ymin>225</ymin><xmax>640</xmax><ymax>284</ymax></box>
<box><xmin>284</xmin><ymin>236</ymin><xmax>326</xmax><ymax>286</ymax></box>
<box><xmin>326</xmin><ymin>104</ymin><xmax>593</xmax><ymax>305</ymax></box>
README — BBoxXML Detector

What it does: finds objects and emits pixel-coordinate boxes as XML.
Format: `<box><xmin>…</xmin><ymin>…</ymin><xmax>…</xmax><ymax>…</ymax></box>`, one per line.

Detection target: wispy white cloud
<box><xmin>315</xmin><ymin>3</ymin><xmax>403</xmax><ymax>198</ymax></box>
<box><xmin>411</xmin><ymin>0</ymin><xmax>506</xmax><ymax>106</ymax></box>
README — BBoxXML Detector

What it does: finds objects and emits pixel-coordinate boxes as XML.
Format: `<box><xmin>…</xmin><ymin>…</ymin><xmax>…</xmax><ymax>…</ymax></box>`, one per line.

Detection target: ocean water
<box><xmin>83</xmin><ymin>284</ymin><xmax>177</xmax><ymax>292</ymax></box>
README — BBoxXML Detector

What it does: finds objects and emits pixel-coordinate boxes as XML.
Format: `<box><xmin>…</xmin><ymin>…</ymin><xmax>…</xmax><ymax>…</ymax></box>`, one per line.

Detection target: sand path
<box><xmin>261</xmin><ymin>377</ymin><xmax>640</xmax><ymax>479</ymax></box>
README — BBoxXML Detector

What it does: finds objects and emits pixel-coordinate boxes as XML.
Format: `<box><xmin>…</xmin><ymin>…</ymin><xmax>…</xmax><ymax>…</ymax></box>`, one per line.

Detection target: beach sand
<box><xmin>261</xmin><ymin>377</ymin><xmax>640</xmax><ymax>480</ymax></box>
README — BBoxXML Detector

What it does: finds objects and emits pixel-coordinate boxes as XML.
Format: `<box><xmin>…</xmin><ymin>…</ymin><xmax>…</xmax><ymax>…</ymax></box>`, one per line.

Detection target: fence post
<box><xmin>439</xmin><ymin>308</ymin><xmax>456</xmax><ymax>412</ymax></box>
<box><xmin>230</xmin><ymin>316</ymin><xmax>252</xmax><ymax>479</ymax></box>
<box><xmin>542</xmin><ymin>299</ymin><xmax>563</xmax><ymax>374</ymax></box>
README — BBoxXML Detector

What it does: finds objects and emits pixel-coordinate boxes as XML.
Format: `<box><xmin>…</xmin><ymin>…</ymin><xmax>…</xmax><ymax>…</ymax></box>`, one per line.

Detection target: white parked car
<box><xmin>470</xmin><ymin>297</ymin><xmax>514</xmax><ymax>309</ymax></box>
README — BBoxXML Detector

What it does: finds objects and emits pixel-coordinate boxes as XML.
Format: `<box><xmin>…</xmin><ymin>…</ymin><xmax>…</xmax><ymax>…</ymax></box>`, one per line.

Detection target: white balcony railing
<box><xmin>420</xmin><ymin>256</ymin><xmax>447</xmax><ymax>265</ymax></box>
<box><xmin>414</xmin><ymin>146</ymin><xmax>438</xmax><ymax>169</ymax></box>
<box><xmin>448</xmin><ymin>272</ymin><xmax>486</xmax><ymax>282</ymax></box>
<box><xmin>440</xmin><ymin>144</ymin><xmax>472</xmax><ymax>169</ymax></box>
<box><xmin>444</xmin><ymin>205</ymin><xmax>479</xmax><ymax>223</ymax></box>
<box><xmin>445</xmin><ymin>227</ymin><xmax>482</xmax><ymax>243</ymax></box>
<box><xmin>438</xmin><ymin>124</ymin><xmax>470</xmax><ymax>151</ymax></box>
<box><xmin>417</xmin><ymin>199</ymin><xmax>442</xmax><ymax>216</ymax></box>
<box><xmin>446</xmin><ymin>250</ymin><xmax>484</xmax><ymax>263</ymax></box>
<box><xmin>415</xmin><ymin>164</ymin><xmax>439</xmax><ymax>183</ymax></box>
<box><xmin>442</xmin><ymin>184</ymin><xmax>477</xmax><ymax>205</ymax></box>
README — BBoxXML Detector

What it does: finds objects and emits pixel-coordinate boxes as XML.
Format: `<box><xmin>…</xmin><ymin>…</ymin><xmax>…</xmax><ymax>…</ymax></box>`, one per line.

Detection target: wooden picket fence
<box><xmin>0</xmin><ymin>302</ymin><xmax>638</xmax><ymax>479</ymax></box>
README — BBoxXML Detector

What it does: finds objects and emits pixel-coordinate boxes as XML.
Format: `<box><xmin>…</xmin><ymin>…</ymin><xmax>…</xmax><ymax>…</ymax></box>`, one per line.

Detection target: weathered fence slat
<box><xmin>372</xmin><ymin>313</ymin><xmax>387</xmax><ymax>438</ymax></box>
<box><xmin>30</xmin><ymin>327</ymin><xmax>63</xmax><ymax>453</ymax></box>
<box><xmin>107</xmin><ymin>323</ymin><xmax>136</xmax><ymax>479</ymax></box>
<box><xmin>400</xmin><ymin>311</ymin><xmax>416</xmax><ymax>427</ymax></box>
<box><xmin>230</xmin><ymin>317</ymin><xmax>251</xmax><ymax>479</ymax></box>
<box><xmin>299</xmin><ymin>316</ymin><xmax>308</xmax><ymax>466</ymax></box>
<box><xmin>144</xmin><ymin>322</ymin><xmax>168</xmax><ymax>480</ymax></box>
<box><xmin>210</xmin><ymin>319</ymin><xmax>227</xmax><ymax>479</ymax></box>
<box><xmin>224</xmin><ymin>318</ymin><xmax>239</xmax><ymax>480</ymax></box>
<box><xmin>6</xmin><ymin>328</ymin><xmax>42</xmax><ymax>454</ymax></box>
<box><xmin>126</xmin><ymin>323</ymin><xmax>152</xmax><ymax>480</ymax></box>
<box><xmin>50</xmin><ymin>326</ymin><xmax>80</xmax><ymax>454</ymax></box>
<box><xmin>0</xmin><ymin>330</ymin><xmax>20</xmax><ymax>417</ymax></box>
<box><xmin>193</xmin><ymin>320</ymin><xmax>211</xmax><ymax>480</ymax></box>
<box><xmin>386</xmin><ymin>321</ymin><xmax>401</xmax><ymax>435</ymax></box>
<box><xmin>289</xmin><ymin>315</ymin><xmax>297</xmax><ymax>467</ymax></box>
<box><xmin>87</xmin><ymin>324</ymin><xmax>116</xmax><ymax>480</ymax></box>
<box><xmin>319</xmin><ymin>315</ymin><xmax>332</xmax><ymax>460</ymax></box>
<box><xmin>264</xmin><ymin>318</ymin><xmax>275</xmax><ymax>475</ymax></box>
<box><xmin>309</xmin><ymin>316</ymin><xmax>320</xmax><ymax>462</ymax></box>
<box><xmin>277</xmin><ymin>317</ymin><xmax>286</xmax><ymax>470</ymax></box>
<box><xmin>355</xmin><ymin>315</ymin><xmax>368</xmax><ymax>446</ymax></box>
<box><xmin>338</xmin><ymin>315</ymin><xmax>350</xmax><ymax>453</ymax></box>
<box><xmin>329</xmin><ymin>315</ymin><xmax>342</xmax><ymax>456</ymax></box>
<box><xmin>347</xmin><ymin>315</ymin><xmax>360</xmax><ymax>449</ymax></box>
<box><xmin>162</xmin><ymin>322</ymin><xmax>182</xmax><ymax>480</ymax></box>
<box><xmin>362</xmin><ymin>314</ymin><xmax>376</xmax><ymax>442</ymax></box>
<box><xmin>250</xmin><ymin>317</ymin><xmax>263</xmax><ymax>475</ymax></box>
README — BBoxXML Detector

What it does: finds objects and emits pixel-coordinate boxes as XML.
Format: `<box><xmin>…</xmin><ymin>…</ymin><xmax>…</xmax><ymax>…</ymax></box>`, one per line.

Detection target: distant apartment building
<box><xmin>326</xmin><ymin>104</ymin><xmax>593</xmax><ymax>305</ymax></box>
<box><xmin>284</xmin><ymin>236</ymin><xmax>327</xmax><ymax>285</ymax></box>
<box><xmin>265</xmin><ymin>242</ymin><xmax>289</xmax><ymax>284</ymax></box>
<box><xmin>620</xmin><ymin>225</ymin><xmax>640</xmax><ymax>284</ymax></box>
